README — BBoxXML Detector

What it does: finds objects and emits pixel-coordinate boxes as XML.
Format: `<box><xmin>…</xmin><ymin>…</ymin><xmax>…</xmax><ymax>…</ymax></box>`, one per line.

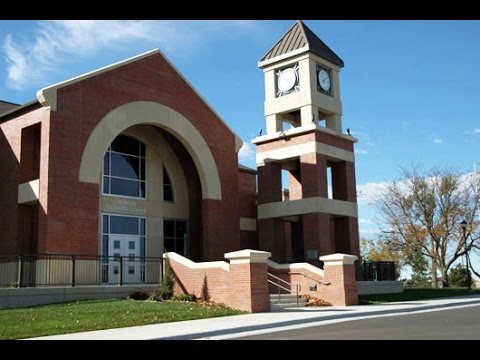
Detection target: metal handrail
<box><xmin>267</xmin><ymin>272</ymin><xmax>301</xmax><ymax>307</ymax></box>
<box><xmin>288</xmin><ymin>271</ymin><xmax>331</xmax><ymax>286</ymax></box>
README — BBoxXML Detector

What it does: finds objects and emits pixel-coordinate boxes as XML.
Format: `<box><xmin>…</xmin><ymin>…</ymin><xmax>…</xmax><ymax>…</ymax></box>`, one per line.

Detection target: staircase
<box><xmin>270</xmin><ymin>293</ymin><xmax>307</xmax><ymax>311</ymax></box>
<box><xmin>268</xmin><ymin>272</ymin><xmax>306</xmax><ymax>311</ymax></box>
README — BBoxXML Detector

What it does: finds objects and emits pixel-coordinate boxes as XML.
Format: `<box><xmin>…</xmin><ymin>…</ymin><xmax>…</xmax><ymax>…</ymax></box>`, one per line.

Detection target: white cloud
<box><xmin>356</xmin><ymin>171</ymin><xmax>480</xmax><ymax>206</ymax></box>
<box><xmin>356</xmin><ymin>148</ymin><xmax>368</xmax><ymax>155</ymax></box>
<box><xmin>474</xmin><ymin>128</ymin><xmax>480</xmax><ymax>134</ymax></box>
<box><xmin>238</xmin><ymin>142</ymin><xmax>255</xmax><ymax>162</ymax></box>
<box><xmin>433</xmin><ymin>137</ymin><xmax>443</xmax><ymax>144</ymax></box>
<box><xmin>3</xmin><ymin>20</ymin><xmax>256</xmax><ymax>90</ymax></box>
<box><xmin>358</xmin><ymin>218</ymin><xmax>373</xmax><ymax>225</ymax></box>
<box><xmin>356</xmin><ymin>181</ymin><xmax>391</xmax><ymax>205</ymax></box>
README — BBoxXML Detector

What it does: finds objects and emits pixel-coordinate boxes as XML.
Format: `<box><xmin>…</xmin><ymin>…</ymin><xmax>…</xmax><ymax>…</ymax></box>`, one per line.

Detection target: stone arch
<box><xmin>79</xmin><ymin>101</ymin><xmax>222</xmax><ymax>200</ymax></box>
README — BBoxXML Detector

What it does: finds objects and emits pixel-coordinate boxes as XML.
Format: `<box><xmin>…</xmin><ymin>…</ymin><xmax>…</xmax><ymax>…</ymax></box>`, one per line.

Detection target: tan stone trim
<box><xmin>79</xmin><ymin>101</ymin><xmax>222</xmax><ymax>200</ymax></box>
<box><xmin>258</xmin><ymin>197</ymin><xmax>358</xmax><ymax>219</ymax></box>
<box><xmin>240</xmin><ymin>217</ymin><xmax>257</xmax><ymax>231</ymax></box>
<box><xmin>320</xmin><ymin>253</ymin><xmax>358</xmax><ymax>265</ymax></box>
<box><xmin>225</xmin><ymin>249</ymin><xmax>271</xmax><ymax>264</ymax></box>
<box><xmin>18</xmin><ymin>179</ymin><xmax>39</xmax><ymax>204</ymax></box>
<box><xmin>267</xmin><ymin>260</ymin><xmax>324</xmax><ymax>277</ymax></box>
<box><xmin>258</xmin><ymin>46</ymin><xmax>310</xmax><ymax>68</ymax></box>
<box><xmin>253</xmin><ymin>124</ymin><xmax>357</xmax><ymax>145</ymax></box>
<box><xmin>255</xmin><ymin>140</ymin><xmax>355</xmax><ymax>165</ymax></box>
<box><xmin>35</xmin><ymin>49</ymin><xmax>242</xmax><ymax>152</ymax></box>
<box><xmin>163</xmin><ymin>252</ymin><xmax>229</xmax><ymax>272</ymax></box>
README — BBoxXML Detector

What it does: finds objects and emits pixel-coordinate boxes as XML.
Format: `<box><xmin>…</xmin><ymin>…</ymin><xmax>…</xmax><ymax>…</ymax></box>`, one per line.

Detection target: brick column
<box><xmin>225</xmin><ymin>249</ymin><xmax>271</xmax><ymax>313</ymax></box>
<box><xmin>320</xmin><ymin>253</ymin><xmax>358</xmax><ymax>306</ymax></box>
<box><xmin>257</xmin><ymin>162</ymin><xmax>284</xmax><ymax>260</ymax></box>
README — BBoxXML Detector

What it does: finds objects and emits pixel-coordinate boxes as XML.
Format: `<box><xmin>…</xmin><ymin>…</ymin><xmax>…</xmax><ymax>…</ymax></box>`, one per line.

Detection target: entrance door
<box><xmin>108</xmin><ymin>234</ymin><xmax>141</xmax><ymax>284</ymax></box>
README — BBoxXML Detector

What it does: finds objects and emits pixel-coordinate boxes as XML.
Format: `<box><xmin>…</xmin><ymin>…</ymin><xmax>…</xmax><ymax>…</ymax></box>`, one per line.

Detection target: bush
<box><xmin>128</xmin><ymin>291</ymin><xmax>150</xmax><ymax>300</ymax></box>
<box><xmin>150</xmin><ymin>255</ymin><xmax>174</xmax><ymax>301</ymax></box>
<box><xmin>448</xmin><ymin>264</ymin><xmax>472</xmax><ymax>288</ymax></box>
<box><xmin>172</xmin><ymin>294</ymin><xmax>196</xmax><ymax>302</ymax></box>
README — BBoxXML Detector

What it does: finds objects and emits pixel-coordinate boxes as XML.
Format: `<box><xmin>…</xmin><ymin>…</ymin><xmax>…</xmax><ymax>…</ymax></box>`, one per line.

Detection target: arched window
<box><xmin>103</xmin><ymin>135</ymin><xmax>146</xmax><ymax>198</ymax></box>
<box><xmin>163</xmin><ymin>166</ymin><xmax>174</xmax><ymax>202</ymax></box>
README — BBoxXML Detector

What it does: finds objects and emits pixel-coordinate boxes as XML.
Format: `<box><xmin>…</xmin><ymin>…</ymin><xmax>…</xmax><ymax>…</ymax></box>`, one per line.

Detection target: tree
<box><xmin>376</xmin><ymin>165</ymin><xmax>480</xmax><ymax>288</ymax></box>
<box><xmin>448</xmin><ymin>264</ymin><xmax>472</xmax><ymax>288</ymax></box>
<box><xmin>405</xmin><ymin>250</ymin><xmax>431</xmax><ymax>287</ymax></box>
<box><xmin>361</xmin><ymin>237</ymin><xmax>402</xmax><ymax>263</ymax></box>
<box><xmin>360</xmin><ymin>237</ymin><xmax>402</xmax><ymax>279</ymax></box>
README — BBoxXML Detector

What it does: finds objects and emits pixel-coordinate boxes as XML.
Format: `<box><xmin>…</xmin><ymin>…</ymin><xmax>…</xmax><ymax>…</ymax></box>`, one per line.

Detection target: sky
<box><xmin>1</xmin><ymin>20</ymin><xmax>480</xmax><ymax>255</ymax></box>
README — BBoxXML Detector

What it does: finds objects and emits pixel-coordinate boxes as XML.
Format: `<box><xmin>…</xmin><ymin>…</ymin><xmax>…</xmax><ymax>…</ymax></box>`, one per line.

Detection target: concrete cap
<box><xmin>224</xmin><ymin>249</ymin><xmax>272</xmax><ymax>264</ymax></box>
<box><xmin>320</xmin><ymin>253</ymin><xmax>358</xmax><ymax>265</ymax></box>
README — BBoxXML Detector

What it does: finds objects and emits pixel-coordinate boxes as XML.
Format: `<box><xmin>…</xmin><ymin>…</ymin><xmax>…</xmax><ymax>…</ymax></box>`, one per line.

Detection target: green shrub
<box><xmin>172</xmin><ymin>294</ymin><xmax>196</xmax><ymax>302</ymax></box>
<box><xmin>127</xmin><ymin>291</ymin><xmax>150</xmax><ymax>300</ymax></box>
<box><xmin>150</xmin><ymin>255</ymin><xmax>174</xmax><ymax>301</ymax></box>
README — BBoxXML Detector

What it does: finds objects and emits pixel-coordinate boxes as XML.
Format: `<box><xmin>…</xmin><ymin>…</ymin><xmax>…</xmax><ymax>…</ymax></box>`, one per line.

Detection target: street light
<box><xmin>460</xmin><ymin>220</ymin><xmax>471</xmax><ymax>290</ymax></box>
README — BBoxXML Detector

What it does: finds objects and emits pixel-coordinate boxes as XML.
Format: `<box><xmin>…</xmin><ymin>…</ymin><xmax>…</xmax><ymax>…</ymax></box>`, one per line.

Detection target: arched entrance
<box><xmin>79</xmin><ymin>101</ymin><xmax>222</xmax><ymax>263</ymax></box>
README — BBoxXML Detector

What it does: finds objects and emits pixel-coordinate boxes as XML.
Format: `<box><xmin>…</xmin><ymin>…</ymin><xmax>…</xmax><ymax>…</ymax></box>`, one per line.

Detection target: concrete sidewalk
<box><xmin>29</xmin><ymin>295</ymin><xmax>480</xmax><ymax>340</ymax></box>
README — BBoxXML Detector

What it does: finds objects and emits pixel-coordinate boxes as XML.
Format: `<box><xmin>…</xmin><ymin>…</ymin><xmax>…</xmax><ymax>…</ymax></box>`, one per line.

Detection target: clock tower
<box><xmin>253</xmin><ymin>20</ymin><xmax>360</xmax><ymax>267</ymax></box>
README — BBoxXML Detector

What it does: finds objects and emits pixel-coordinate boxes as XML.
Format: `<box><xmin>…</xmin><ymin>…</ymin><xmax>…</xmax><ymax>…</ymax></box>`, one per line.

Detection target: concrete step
<box><xmin>271</xmin><ymin>301</ymin><xmax>306</xmax><ymax>309</ymax></box>
<box><xmin>270</xmin><ymin>294</ymin><xmax>307</xmax><ymax>308</ymax></box>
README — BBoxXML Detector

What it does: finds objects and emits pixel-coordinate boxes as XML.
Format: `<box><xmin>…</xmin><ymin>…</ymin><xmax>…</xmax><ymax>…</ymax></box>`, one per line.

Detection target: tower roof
<box><xmin>259</xmin><ymin>20</ymin><xmax>344</xmax><ymax>68</ymax></box>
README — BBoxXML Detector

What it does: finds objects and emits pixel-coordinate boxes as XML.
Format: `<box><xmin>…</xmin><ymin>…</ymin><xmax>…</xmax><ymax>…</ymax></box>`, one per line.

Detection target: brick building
<box><xmin>0</xmin><ymin>21</ymin><xmax>360</xmax><ymax>284</ymax></box>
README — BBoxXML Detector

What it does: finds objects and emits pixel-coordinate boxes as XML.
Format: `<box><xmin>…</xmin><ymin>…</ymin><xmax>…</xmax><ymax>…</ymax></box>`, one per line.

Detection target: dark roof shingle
<box><xmin>0</xmin><ymin>100</ymin><xmax>20</xmax><ymax>115</ymax></box>
<box><xmin>260</xmin><ymin>20</ymin><xmax>344</xmax><ymax>68</ymax></box>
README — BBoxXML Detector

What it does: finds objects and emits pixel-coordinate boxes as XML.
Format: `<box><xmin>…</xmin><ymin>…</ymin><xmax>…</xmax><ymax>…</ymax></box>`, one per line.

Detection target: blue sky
<box><xmin>1</xmin><ymin>20</ymin><xmax>480</xmax><ymax>241</ymax></box>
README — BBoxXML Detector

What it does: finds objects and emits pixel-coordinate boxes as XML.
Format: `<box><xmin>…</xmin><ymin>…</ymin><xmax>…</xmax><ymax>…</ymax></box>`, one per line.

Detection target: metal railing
<box><xmin>267</xmin><ymin>272</ymin><xmax>301</xmax><ymax>307</ymax></box>
<box><xmin>0</xmin><ymin>254</ymin><xmax>163</xmax><ymax>288</ymax></box>
<box><xmin>361</xmin><ymin>261</ymin><xmax>396</xmax><ymax>281</ymax></box>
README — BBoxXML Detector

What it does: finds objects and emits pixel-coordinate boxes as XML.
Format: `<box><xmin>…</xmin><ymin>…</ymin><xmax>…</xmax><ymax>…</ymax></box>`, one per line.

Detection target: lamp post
<box><xmin>460</xmin><ymin>220</ymin><xmax>471</xmax><ymax>290</ymax></box>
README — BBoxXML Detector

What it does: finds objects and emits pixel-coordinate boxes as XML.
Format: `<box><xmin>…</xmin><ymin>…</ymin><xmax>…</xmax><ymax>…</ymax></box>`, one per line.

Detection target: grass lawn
<box><xmin>359</xmin><ymin>287</ymin><xmax>480</xmax><ymax>305</ymax></box>
<box><xmin>0</xmin><ymin>299</ymin><xmax>246</xmax><ymax>340</ymax></box>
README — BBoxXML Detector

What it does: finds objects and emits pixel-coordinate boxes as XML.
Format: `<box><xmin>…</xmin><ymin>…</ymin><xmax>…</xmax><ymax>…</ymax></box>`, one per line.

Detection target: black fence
<box><xmin>361</xmin><ymin>261</ymin><xmax>396</xmax><ymax>281</ymax></box>
<box><xmin>0</xmin><ymin>254</ymin><xmax>163</xmax><ymax>288</ymax></box>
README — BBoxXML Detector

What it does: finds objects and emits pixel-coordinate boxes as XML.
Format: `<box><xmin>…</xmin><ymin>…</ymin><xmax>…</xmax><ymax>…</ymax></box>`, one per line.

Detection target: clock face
<box><xmin>276</xmin><ymin>65</ymin><xmax>299</xmax><ymax>96</ymax></box>
<box><xmin>318</xmin><ymin>68</ymin><xmax>331</xmax><ymax>92</ymax></box>
<box><xmin>278</xmin><ymin>68</ymin><xmax>298</xmax><ymax>93</ymax></box>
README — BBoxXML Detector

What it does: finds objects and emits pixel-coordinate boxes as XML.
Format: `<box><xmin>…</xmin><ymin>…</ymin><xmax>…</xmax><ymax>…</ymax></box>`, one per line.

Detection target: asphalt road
<box><xmin>235</xmin><ymin>304</ymin><xmax>480</xmax><ymax>340</ymax></box>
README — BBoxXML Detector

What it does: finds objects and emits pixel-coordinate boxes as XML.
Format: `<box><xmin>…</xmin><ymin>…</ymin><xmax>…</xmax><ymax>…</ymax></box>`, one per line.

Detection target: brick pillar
<box><xmin>257</xmin><ymin>162</ymin><xmax>285</xmax><ymax>261</ymax></box>
<box><xmin>225</xmin><ymin>249</ymin><xmax>271</xmax><ymax>313</ymax></box>
<box><xmin>331</xmin><ymin>161</ymin><xmax>357</xmax><ymax>202</ymax></box>
<box><xmin>303</xmin><ymin>213</ymin><xmax>333</xmax><ymax>264</ymax></box>
<box><xmin>320</xmin><ymin>253</ymin><xmax>358</xmax><ymax>306</ymax></box>
<box><xmin>300</xmin><ymin>153</ymin><xmax>328</xmax><ymax>198</ymax></box>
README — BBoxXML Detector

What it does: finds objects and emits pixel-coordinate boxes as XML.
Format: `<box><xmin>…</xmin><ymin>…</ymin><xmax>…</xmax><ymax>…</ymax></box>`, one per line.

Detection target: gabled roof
<box><xmin>259</xmin><ymin>20</ymin><xmax>344</xmax><ymax>68</ymax></box>
<box><xmin>0</xmin><ymin>100</ymin><xmax>20</xmax><ymax>115</ymax></box>
<box><xmin>35</xmin><ymin>49</ymin><xmax>242</xmax><ymax>151</ymax></box>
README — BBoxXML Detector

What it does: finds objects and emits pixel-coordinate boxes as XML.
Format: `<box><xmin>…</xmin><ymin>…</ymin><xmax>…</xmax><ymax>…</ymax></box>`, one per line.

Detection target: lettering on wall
<box><xmin>103</xmin><ymin>198</ymin><xmax>147</xmax><ymax>214</ymax></box>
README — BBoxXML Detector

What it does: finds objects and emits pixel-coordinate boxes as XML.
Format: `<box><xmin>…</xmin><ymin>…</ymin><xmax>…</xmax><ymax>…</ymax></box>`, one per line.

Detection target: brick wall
<box><xmin>0</xmin><ymin>105</ymin><xmax>46</xmax><ymax>254</ymax></box>
<box><xmin>168</xmin><ymin>251</ymin><xmax>357</xmax><ymax>311</ymax></box>
<box><xmin>166</xmin><ymin>251</ymin><xmax>271</xmax><ymax>313</ymax></box>
<box><xmin>268</xmin><ymin>255</ymin><xmax>358</xmax><ymax>306</ymax></box>
<box><xmin>1</xmin><ymin>52</ymin><xmax>244</xmax><ymax>260</ymax></box>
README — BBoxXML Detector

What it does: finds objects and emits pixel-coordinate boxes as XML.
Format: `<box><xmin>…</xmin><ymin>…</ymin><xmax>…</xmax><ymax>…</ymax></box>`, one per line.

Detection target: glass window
<box><xmin>111</xmin><ymin>153</ymin><xmax>141</xmax><ymax>179</ymax></box>
<box><xmin>163</xmin><ymin>166</ymin><xmax>174</xmax><ymax>202</ymax></box>
<box><xmin>111</xmin><ymin>178</ymin><xmax>141</xmax><ymax>198</ymax></box>
<box><xmin>140</xmin><ymin>218</ymin><xmax>146</xmax><ymax>236</ymax></box>
<box><xmin>103</xmin><ymin>135</ymin><xmax>146</xmax><ymax>199</ymax></box>
<box><xmin>111</xmin><ymin>135</ymin><xmax>142</xmax><ymax>156</ymax></box>
<box><xmin>110</xmin><ymin>215</ymin><xmax>139</xmax><ymax>235</ymax></box>
<box><xmin>128</xmin><ymin>266</ymin><xmax>135</xmax><ymax>274</ymax></box>
<box><xmin>114</xmin><ymin>240</ymin><xmax>121</xmax><ymax>249</ymax></box>
<box><xmin>129</xmin><ymin>241</ymin><xmax>135</xmax><ymax>250</ymax></box>
<box><xmin>163</xmin><ymin>219</ymin><xmax>188</xmax><ymax>256</ymax></box>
